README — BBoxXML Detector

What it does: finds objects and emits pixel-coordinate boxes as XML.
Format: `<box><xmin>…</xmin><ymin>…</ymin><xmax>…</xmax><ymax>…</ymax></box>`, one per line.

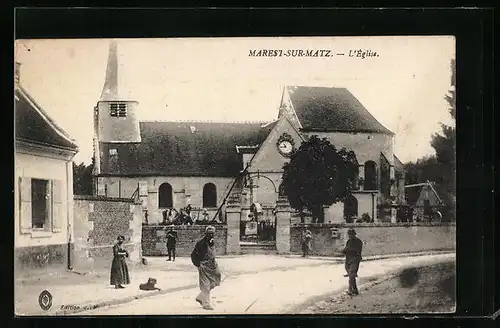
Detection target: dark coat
<box><xmin>166</xmin><ymin>230</ymin><xmax>177</xmax><ymax>248</ymax></box>
<box><xmin>191</xmin><ymin>237</ymin><xmax>209</xmax><ymax>267</ymax></box>
<box><xmin>191</xmin><ymin>236</ymin><xmax>221</xmax><ymax>293</ymax></box>
<box><xmin>342</xmin><ymin>236</ymin><xmax>363</xmax><ymax>260</ymax></box>
<box><xmin>342</xmin><ymin>236</ymin><xmax>363</xmax><ymax>277</ymax></box>
<box><xmin>110</xmin><ymin>243</ymin><xmax>130</xmax><ymax>285</ymax></box>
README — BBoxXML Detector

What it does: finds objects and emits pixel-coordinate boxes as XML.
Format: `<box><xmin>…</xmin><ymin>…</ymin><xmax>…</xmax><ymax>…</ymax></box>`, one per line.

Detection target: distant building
<box><xmin>14</xmin><ymin>62</ymin><xmax>79</xmax><ymax>270</ymax></box>
<box><xmin>92</xmin><ymin>41</ymin><xmax>405</xmax><ymax>223</ymax></box>
<box><xmin>405</xmin><ymin>181</ymin><xmax>444</xmax><ymax>220</ymax></box>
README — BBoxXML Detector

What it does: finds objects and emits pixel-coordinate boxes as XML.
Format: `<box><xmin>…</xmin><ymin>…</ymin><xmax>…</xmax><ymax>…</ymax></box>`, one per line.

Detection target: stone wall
<box><xmin>290</xmin><ymin>222</ymin><xmax>456</xmax><ymax>257</ymax></box>
<box><xmin>142</xmin><ymin>225</ymin><xmax>228</xmax><ymax>257</ymax></box>
<box><xmin>73</xmin><ymin>195</ymin><xmax>143</xmax><ymax>271</ymax></box>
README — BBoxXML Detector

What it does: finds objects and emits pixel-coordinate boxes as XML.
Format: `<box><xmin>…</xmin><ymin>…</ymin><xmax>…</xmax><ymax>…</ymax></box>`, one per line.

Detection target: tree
<box><xmin>73</xmin><ymin>158</ymin><xmax>94</xmax><ymax>195</ymax></box>
<box><xmin>430</xmin><ymin>59</ymin><xmax>456</xmax><ymax>202</ymax></box>
<box><xmin>404</xmin><ymin>60</ymin><xmax>456</xmax><ymax>220</ymax></box>
<box><xmin>281</xmin><ymin>135</ymin><xmax>359</xmax><ymax>223</ymax></box>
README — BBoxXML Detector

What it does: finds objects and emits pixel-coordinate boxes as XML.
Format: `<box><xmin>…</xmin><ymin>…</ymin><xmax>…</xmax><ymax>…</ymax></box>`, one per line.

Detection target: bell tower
<box><xmin>95</xmin><ymin>40</ymin><xmax>141</xmax><ymax>143</ymax></box>
<box><xmin>93</xmin><ymin>40</ymin><xmax>141</xmax><ymax>177</ymax></box>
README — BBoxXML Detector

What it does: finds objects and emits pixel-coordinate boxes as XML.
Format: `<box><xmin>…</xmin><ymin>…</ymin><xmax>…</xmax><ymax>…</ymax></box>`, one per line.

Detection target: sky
<box><xmin>14</xmin><ymin>36</ymin><xmax>455</xmax><ymax>165</ymax></box>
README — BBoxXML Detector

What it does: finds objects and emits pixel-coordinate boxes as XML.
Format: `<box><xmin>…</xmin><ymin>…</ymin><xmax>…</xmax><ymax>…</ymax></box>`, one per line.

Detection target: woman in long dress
<box><xmin>110</xmin><ymin>235</ymin><xmax>130</xmax><ymax>289</ymax></box>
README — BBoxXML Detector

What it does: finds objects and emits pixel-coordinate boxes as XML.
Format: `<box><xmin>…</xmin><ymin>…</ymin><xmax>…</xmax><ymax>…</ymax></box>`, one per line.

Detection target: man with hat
<box><xmin>190</xmin><ymin>225</ymin><xmax>222</xmax><ymax>310</ymax></box>
<box><xmin>165</xmin><ymin>225</ymin><xmax>177</xmax><ymax>261</ymax></box>
<box><xmin>341</xmin><ymin>228</ymin><xmax>363</xmax><ymax>296</ymax></box>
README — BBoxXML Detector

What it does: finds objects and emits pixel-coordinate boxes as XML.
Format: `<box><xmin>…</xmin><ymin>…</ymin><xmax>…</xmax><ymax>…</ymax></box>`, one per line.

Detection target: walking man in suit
<box><xmin>341</xmin><ymin>228</ymin><xmax>363</xmax><ymax>296</ymax></box>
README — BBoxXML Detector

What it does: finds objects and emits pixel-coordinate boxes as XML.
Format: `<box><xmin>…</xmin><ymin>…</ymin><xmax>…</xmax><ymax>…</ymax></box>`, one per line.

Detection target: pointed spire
<box><xmin>100</xmin><ymin>40</ymin><xmax>119</xmax><ymax>101</ymax></box>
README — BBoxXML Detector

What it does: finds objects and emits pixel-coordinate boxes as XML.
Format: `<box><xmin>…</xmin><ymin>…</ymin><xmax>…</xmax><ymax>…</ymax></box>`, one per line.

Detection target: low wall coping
<box><xmin>143</xmin><ymin>225</ymin><xmax>227</xmax><ymax>230</ymax></box>
<box><xmin>292</xmin><ymin>222</ymin><xmax>456</xmax><ymax>228</ymax></box>
<box><xmin>74</xmin><ymin>195</ymin><xmax>140</xmax><ymax>204</ymax></box>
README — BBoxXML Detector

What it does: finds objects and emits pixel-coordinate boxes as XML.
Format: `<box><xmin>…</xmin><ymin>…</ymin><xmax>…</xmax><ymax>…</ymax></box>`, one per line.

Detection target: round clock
<box><xmin>278</xmin><ymin>140</ymin><xmax>293</xmax><ymax>156</ymax></box>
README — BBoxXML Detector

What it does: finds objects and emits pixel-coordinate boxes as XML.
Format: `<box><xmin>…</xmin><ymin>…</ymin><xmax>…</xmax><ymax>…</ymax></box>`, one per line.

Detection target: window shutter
<box><xmin>51</xmin><ymin>179</ymin><xmax>64</xmax><ymax>233</ymax></box>
<box><xmin>19</xmin><ymin>177</ymin><xmax>32</xmax><ymax>234</ymax></box>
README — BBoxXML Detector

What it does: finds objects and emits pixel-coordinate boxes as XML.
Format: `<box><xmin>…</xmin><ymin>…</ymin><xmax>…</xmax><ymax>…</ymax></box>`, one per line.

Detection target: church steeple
<box><xmin>94</xmin><ymin>40</ymin><xmax>141</xmax><ymax>143</ymax></box>
<box><xmin>100</xmin><ymin>40</ymin><xmax>119</xmax><ymax>101</ymax></box>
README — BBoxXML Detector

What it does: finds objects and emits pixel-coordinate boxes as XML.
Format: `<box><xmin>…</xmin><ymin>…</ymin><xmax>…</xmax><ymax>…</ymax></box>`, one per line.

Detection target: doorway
<box><xmin>240</xmin><ymin>204</ymin><xmax>276</xmax><ymax>245</ymax></box>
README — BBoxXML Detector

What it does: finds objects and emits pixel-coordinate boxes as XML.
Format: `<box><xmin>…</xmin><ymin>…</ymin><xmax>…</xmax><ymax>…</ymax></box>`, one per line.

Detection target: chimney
<box><xmin>14</xmin><ymin>62</ymin><xmax>21</xmax><ymax>85</ymax></box>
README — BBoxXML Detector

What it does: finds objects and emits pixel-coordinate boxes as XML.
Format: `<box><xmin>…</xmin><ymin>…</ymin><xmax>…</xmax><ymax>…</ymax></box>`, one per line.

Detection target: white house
<box><xmin>14</xmin><ymin>62</ymin><xmax>79</xmax><ymax>271</ymax></box>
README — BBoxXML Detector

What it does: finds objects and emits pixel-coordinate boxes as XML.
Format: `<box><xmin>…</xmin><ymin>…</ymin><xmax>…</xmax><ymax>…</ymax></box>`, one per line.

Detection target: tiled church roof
<box><xmin>15</xmin><ymin>87</ymin><xmax>79</xmax><ymax>150</ymax></box>
<box><xmin>99</xmin><ymin>121</ymin><xmax>277</xmax><ymax>177</ymax></box>
<box><xmin>287</xmin><ymin>86</ymin><xmax>394</xmax><ymax>134</ymax></box>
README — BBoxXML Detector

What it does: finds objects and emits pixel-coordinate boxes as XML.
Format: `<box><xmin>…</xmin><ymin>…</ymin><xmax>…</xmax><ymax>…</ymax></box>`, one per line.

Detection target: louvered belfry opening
<box><xmin>109</xmin><ymin>103</ymin><xmax>127</xmax><ymax>117</ymax></box>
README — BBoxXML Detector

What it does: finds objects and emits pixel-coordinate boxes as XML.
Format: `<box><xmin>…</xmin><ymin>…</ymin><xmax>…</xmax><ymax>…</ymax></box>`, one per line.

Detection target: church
<box><xmin>92</xmin><ymin>41</ymin><xmax>405</xmax><ymax>224</ymax></box>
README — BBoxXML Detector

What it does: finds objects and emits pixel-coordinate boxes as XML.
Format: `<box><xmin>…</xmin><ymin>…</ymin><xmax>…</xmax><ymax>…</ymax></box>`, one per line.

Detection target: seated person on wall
<box><xmin>161</xmin><ymin>210</ymin><xmax>170</xmax><ymax>225</ymax></box>
<box><xmin>172</xmin><ymin>210</ymin><xmax>183</xmax><ymax>225</ymax></box>
<box><xmin>185</xmin><ymin>204</ymin><xmax>193</xmax><ymax>217</ymax></box>
<box><xmin>195</xmin><ymin>209</ymin><xmax>210</xmax><ymax>225</ymax></box>
<box><xmin>180</xmin><ymin>208</ymin><xmax>194</xmax><ymax>226</ymax></box>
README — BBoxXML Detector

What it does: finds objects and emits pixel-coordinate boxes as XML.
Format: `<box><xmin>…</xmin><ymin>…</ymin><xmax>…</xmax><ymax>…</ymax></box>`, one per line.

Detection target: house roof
<box><xmin>405</xmin><ymin>183</ymin><xmax>443</xmax><ymax>206</ymax></box>
<box><xmin>99</xmin><ymin>120</ymin><xmax>277</xmax><ymax>177</ymax></box>
<box><xmin>286</xmin><ymin>86</ymin><xmax>394</xmax><ymax>134</ymax></box>
<box><xmin>15</xmin><ymin>86</ymin><xmax>79</xmax><ymax>150</ymax></box>
<box><xmin>405</xmin><ymin>185</ymin><xmax>423</xmax><ymax>205</ymax></box>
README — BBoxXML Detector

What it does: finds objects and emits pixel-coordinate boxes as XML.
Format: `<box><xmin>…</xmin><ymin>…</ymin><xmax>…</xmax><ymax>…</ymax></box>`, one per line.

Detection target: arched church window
<box><xmin>158</xmin><ymin>183</ymin><xmax>173</xmax><ymax>208</ymax></box>
<box><xmin>344</xmin><ymin>194</ymin><xmax>358</xmax><ymax>220</ymax></box>
<box><xmin>203</xmin><ymin>183</ymin><xmax>217</xmax><ymax>208</ymax></box>
<box><xmin>364</xmin><ymin>161</ymin><xmax>377</xmax><ymax>190</ymax></box>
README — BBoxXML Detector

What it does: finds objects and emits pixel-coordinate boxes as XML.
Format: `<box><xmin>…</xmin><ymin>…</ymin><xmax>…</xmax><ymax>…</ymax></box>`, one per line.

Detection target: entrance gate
<box><xmin>240</xmin><ymin>205</ymin><xmax>276</xmax><ymax>245</ymax></box>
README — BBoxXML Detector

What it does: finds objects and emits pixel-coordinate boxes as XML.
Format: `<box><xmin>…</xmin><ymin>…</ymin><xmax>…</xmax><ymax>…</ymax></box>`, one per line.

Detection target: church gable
<box><xmin>277</xmin><ymin>86</ymin><xmax>302</xmax><ymax>130</ymax></box>
<box><xmin>248</xmin><ymin>116</ymin><xmax>304</xmax><ymax>172</ymax></box>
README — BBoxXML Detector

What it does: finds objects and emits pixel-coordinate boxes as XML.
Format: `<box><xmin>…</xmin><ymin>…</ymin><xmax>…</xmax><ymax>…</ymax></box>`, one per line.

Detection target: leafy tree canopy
<box><xmin>73</xmin><ymin>159</ymin><xmax>94</xmax><ymax>195</ymax></box>
<box><xmin>430</xmin><ymin>58</ymin><xmax>456</xmax><ymax>197</ymax></box>
<box><xmin>281</xmin><ymin>135</ymin><xmax>358</xmax><ymax>222</ymax></box>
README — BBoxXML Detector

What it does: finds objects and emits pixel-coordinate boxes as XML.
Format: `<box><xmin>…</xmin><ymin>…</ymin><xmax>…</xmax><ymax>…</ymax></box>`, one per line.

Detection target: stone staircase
<box><xmin>239</xmin><ymin>241</ymin><xmax>277</xmax><ymax>255</ymax></box>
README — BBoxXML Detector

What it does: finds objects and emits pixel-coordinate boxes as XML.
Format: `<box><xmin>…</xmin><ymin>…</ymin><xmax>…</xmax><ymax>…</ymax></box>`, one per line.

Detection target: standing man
<box><xmin>341</xmin><ymin>228</ymin><xmax>363</xmax><ymax>296</ymax></box>
<box><xmin>190</xmin><ymin>226</ymin><xmax>222</xmax><ymax>310</ymax></box>
<box><xmin>301</xmin><ymin>229</ymin><xmax>313</xmax><ymax>257</ymax></box>
<box><xmin>166</xmin><ymin>225</ymin><xmax>177</xmax><ymax>261</ymax></box>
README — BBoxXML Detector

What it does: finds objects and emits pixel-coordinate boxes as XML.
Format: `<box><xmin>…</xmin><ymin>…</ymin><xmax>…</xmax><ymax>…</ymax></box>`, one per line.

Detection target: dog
<box><xmin>139</xmin><ymin>278</ymin><xmax>161</xmax><ymax>291</ymax></box>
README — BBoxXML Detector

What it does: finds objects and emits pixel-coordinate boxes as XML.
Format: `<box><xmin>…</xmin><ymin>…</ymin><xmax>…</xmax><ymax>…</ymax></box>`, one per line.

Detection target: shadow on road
<box><xmin>293</xmin><ymin>260</ymin><xmax>456</xmax><ymax>314</ymax></box>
